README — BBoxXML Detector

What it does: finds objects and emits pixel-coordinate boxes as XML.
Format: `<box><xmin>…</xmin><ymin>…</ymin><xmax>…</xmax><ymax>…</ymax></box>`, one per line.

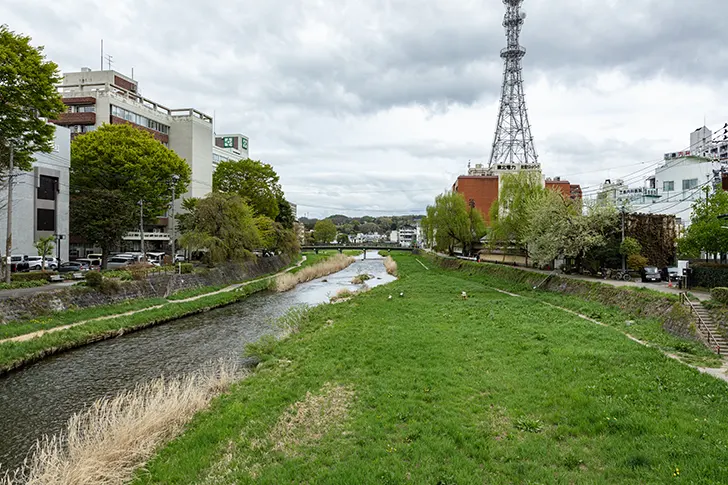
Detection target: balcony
<box><xmin>122</xmin><ymin>232</ymin><xmax>171</xmax><ymax>241</ymax></box>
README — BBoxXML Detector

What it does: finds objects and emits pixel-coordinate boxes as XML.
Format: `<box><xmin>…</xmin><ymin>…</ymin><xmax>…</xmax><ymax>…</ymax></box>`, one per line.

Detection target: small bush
<box><xmin>710</xmin><ymin>287</ymin><xmax>728</xmax><ymax>305</ymax></box>
<box><xmin>99</xmin><ymin>278</ymin><xmax>121</xmax><ymax>295</ymax></box>
<box><xmin>12</xmin><ymin>272</ymin><xmax>56</xmax><ymax>282</ymax></box>
<box><xmin>179</xmin><ymin>263</ymin><xmax>194</xmax><ymax>274</ymax></box>
<box><xmin>692</xmin><ymin>263</ymin><xmax>728</xmax><ymax>289</ymax></box>
<box><xmin>0</xmin><ymin>280</ymin><xmax>48</xmax><ymax>290</ymax></box>
<box><xmin>351</xmin><ymin>273</ymin><xmax>372</xmax><ymax>284</ymax></box>
<box><xmin>126</xmin><ymin>263</ymin><xmax>150</xmax><ymax>281</ymax></box>
<box><xmin>85</xmin><ymin>271</ymin><xmax>103</xmax><ymax>288</ymax></box>
<box><xmin>384</xmin><ymin>256</ymin><xmax>398</xmax><ymax>276</ymax></box>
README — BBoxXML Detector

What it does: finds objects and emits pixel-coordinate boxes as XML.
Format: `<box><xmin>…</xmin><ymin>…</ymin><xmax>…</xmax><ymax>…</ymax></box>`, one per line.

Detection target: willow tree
<box><xmin>179</xmin><ymin>193</ymin><xmax>260</xmax><ymax>264</ymax></box>
<box><xmin>423</xmin><ymin>191</ymin><xmax>487</xmax><ymax>256</ymax></box>
<box><xmin>489</xmin><ymin>171</ymin><xmax>546</xmax><ymax>249</ymax></box>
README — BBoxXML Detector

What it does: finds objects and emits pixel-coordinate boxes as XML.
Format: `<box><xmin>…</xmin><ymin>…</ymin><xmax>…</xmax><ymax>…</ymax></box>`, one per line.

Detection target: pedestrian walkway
<box><xmin>0</xmin><ymin>257</ymin><xmax>306</xmax><ymax>345</ymax></box>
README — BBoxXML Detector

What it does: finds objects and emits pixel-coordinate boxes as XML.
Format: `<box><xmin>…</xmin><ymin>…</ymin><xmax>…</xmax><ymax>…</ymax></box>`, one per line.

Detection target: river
<box><xmin>0</xmin><ymin>251</ymin><xmax>395</xmax><ymax>472</ymax></box>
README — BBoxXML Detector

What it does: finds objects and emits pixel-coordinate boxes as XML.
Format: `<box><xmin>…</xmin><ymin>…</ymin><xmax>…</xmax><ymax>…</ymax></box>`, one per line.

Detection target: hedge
<box><xmin>691</xmin><ymin>264</ymin><xmax>728</xmax><ymax>289</ymax></box>
<box><xmin>12</xmin><ymin>272</ymin><xmax>57</xmax><ymax>282</ymax></box>
<box><xmin>710</xmin><ymin>287</ymin><xmax>728</xmax><ymax>305</ymax></box>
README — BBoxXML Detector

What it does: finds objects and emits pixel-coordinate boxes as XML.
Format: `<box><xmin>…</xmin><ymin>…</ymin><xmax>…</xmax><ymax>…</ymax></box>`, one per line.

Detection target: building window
<box><xmin>37</xmin><ymin>209</ymin><xmax>56</xmax><ymax>231</ymax></box>
<box><xmin>663</xmin><ymin>181</ymin><xmax>674</xmax><ymax>192</ymax></box>
<box><xmin>110</xmin><ymin>105</ymin><xmax>169</xmax><ymax>134</ymax></box>
<box><xmin>76</xmin><ymin>105</ymin><xmax>95</xmax><ymax>113</ymax></box>
<box><xmin>37</xmin><ymin>175</ymin><xmax>58</xmax><ymax>201</ymax></box>
<box><xmin>682</xmin><ymin>178</ymin><xmax>698</xmax><ymax>190</ymax></box>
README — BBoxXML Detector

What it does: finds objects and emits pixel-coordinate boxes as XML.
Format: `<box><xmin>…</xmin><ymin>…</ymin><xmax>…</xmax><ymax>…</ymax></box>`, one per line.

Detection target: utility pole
<box><xmin>621</xmin><ymin>205</ymin><xmax>626</xmax><ymax>271</ymax></box>
<box><xmin>170</xmin><ymin>174</ymin><xmax>180</xmax><ymax>260</ymax></box>
<box><xmin>139</xmin><ymin>200</ymin><xmax>146</xmax><ymax>262</ymax></box>
<box><xmin>4</xmin><ymin>145</ymin><xmax>14</xmax><ymax>284</ymax></box>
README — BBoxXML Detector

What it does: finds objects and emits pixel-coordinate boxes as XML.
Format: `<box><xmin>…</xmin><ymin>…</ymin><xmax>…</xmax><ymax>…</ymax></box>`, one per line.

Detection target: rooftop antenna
<box><xmin>100</xmin><ymin>39</ymin><xmax>103</xmax><ymax>70</ymax></box>
<box><xmin>488</xmin><ymin>0</ymin><xmax>539</xmax><ymax>172</ymax></box>
<box><xmin>104</xmin><ymin>54</ymin><xmax>114</xmax><ymax>71</ymax></box>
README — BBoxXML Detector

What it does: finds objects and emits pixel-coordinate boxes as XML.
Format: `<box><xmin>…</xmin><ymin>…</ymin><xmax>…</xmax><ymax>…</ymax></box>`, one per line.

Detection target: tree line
<box><xmin>422</xmin><ymin>172</ymin><xmax>673</xmax><ymax>272</ymax></box>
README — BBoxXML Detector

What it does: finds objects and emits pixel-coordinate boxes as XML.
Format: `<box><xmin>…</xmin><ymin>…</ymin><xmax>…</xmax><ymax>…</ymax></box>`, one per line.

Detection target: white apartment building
<box><xmin>596</xmin><ymin>124</ymin><xmax>728</xmax><ymax>228</ymax></box>
<box><xmin>0</xmin><ymin>125</ymin><xmax>71</xmax><ymax>261</ymax></box>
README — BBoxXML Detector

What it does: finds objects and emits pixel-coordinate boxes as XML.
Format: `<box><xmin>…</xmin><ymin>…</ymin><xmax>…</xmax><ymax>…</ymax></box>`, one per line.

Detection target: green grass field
<box><xmin>134</xmin><ymin>254</ymin><xmax>728</xmax><ymax>484</ymax></box>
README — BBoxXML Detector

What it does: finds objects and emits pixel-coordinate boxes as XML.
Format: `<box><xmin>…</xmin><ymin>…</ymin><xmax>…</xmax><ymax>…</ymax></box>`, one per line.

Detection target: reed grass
<box><xmin>383</xmin><ymin>256</ymin><xmax>398</xmax><ymax>276</ymax></box>
<box><xmin>272</xmin><ymin>254</ymin><xmax>354</xmax><ymax>292</ymax></box>
<box><xmin>1</xmin><ymin>360</ymin><xmax>243</xmax><ymax>485</ymax></box>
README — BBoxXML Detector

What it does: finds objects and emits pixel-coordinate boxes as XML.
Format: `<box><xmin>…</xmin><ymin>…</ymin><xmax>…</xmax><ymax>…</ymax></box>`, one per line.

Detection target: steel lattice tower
<box><xmin>488</xmin><ymin>0</ymin><xmax>539</xmax><ymax>173</ymax></box>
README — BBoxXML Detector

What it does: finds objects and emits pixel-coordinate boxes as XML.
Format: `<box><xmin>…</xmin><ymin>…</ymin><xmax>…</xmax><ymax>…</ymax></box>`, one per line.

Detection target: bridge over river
<box><xmin>301</xmin><ymin>246</ymin><xmax>414</xmax><ymax>258</ymax></box>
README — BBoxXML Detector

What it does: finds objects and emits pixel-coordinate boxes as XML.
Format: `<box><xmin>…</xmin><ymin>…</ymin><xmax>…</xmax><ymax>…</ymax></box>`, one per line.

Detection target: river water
<box><xmin>0</xmin><ymin>251</ymin><xmax>395</xmax><ymax>472</ymax></box>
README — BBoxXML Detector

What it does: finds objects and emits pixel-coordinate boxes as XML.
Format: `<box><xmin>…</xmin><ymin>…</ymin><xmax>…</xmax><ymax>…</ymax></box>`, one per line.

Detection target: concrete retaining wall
<box><xmin>0</xmin><ymin>255</ymin><xmax>291</xmax><ymax>324</ymax></box>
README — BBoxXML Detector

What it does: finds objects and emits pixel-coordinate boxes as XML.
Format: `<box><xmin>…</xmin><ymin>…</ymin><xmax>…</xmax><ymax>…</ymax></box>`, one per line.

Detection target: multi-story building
<box><xmin>213</xmin><ymin>133</ymin><xmax>249</xmax><ymax>168</ymax></box>
<box><xmin>0</xmin><ymin>125</ymin><xmax>71</xmax><ymax>261</ymax></box>
<box><xmin>453</xmin><ymin>164</ymin><xmax>582</xmax><ymax>223</ymax></box>
<box><xmin>52</xmin><ymin>68</ymin><xmax>251</xmax><ymax>256</ymax></box>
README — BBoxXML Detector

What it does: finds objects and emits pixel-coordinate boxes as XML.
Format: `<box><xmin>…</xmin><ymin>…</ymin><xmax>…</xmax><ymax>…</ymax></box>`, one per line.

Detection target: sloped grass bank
<box><xmin>0</xmin><ymin>281</ymin><xmax>269</xmax><ymax>376</ymax></box>
<box><xmin>427</xmin><ymin>256</ymin><xmax>717</xmax><ymax>365</ymax></box>
<box><xmin>133</xmin><ymin>255</ymin><xmax>728</xmax><ymax>484</ymax></box>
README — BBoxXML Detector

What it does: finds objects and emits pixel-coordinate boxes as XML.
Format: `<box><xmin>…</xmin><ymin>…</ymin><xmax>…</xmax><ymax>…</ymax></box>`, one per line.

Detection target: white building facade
<box><xmin>53</xmin><ymin>69</ymin><xmax>250</xmax><ymax>256</ymax></box>
<box><xmin>0</xmin><ymin>126</ymin><xmax>71</xmax><ymax>261</ymax></box>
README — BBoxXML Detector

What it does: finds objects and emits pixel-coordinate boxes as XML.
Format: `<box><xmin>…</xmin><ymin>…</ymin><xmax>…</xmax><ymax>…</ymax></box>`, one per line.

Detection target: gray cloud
<box><xmin>2</xmin><ymin>0</ymin><xmax>725</xmax><ymax>217</ymax></box>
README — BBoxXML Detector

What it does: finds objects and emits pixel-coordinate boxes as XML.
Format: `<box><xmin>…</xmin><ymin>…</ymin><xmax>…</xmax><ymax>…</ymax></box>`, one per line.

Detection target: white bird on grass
<box><xmin>399</xmin><ymin>292</ymin><xmax>404</xmax><ymax>297</ymax></box>
<box><xmin>388</xmin><ymin>295</ymin><xmax>393</xmax><ymax>300</ymax></box>
<box><xmin>461</xmin><ymin>291</ymin><xmax>468</xmax><ymax>300</ymax></box>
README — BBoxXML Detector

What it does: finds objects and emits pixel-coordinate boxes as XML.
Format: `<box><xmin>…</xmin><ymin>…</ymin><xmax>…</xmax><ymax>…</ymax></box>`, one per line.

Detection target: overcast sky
<box><xmin>3</xmin><ymin>0</ymin><xmax>727</xmax><ymax>218</ymax></box>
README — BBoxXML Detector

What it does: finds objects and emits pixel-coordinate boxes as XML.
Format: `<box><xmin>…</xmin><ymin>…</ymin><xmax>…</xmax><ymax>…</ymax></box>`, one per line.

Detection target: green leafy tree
<box><xmin>275</xmin><ymin>197</ymin><xmax>296</xmax><ymax>229</ymax></box>
<box><xmin>180</xmin><ymin>193</ymin><xmax>260</xmax><ymax>263</ymax></box>
<box><xmin>0</xmin><ymin>25</ymin><xmax>65</xmax><ymax>172</ymax></box>
<box><xmin>424</xmin><ymin>191</ymin><xmax>487</xmax><ymax>256</ymax></box>
<box><xmin>678</xmin><ymin>189</ymin><xmax>728</xmax><ymax>258</ymax></box>
<box><xmin>314</xmin><ymin>219</ymin><xmax>337</xmax><ymax>244</ymax></box>
<box><xmin>70</xmin><ymin>124</ymin><xmax>191</xmax><ymax>267</ymax></box>
<box><xmin>213</xmin><ymin>159</ymin><xmax>283</xmax><ymax>219</ymax></box>
<box><xmin>336</xmin><ymin>233</ymin><xmax>349</xmax><ymax>245</ymax></box>
<box><xmin>489</xmin><ymin>172</ymin><xmax>546</xmax><ymax>248</ymax></box>
<box><xmin>620</xmin><ymin>237</ymin><xmax>642</xmax><ymax>257</ymax></box>
<box><xmin>33</xmin><ymin>235</ymin><xmax>55</xmax><ymax>271</ymax></box>
<box><xmin>360</xmin><ymin>222</ymin><xmax>379</xmax><ymax>234</ymax></box>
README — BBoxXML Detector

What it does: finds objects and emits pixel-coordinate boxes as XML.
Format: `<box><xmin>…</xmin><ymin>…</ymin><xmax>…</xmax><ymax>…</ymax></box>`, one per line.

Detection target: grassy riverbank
<box><xmin>132</xmin><ymin>253</ymin><xmax>728</xmax><ymax>484</ymax></box>
<box><xmin>0</xmin><ymin>281</ymin><xmax>270</xmax><ymax>375</ymax></box>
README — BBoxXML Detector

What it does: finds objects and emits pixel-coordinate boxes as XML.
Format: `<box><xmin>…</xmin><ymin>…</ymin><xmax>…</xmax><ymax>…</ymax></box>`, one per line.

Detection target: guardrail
<box><xmin>680</xmin><ymin>293</ymin><xmax>721</xmax><ymax>355</ymax></box>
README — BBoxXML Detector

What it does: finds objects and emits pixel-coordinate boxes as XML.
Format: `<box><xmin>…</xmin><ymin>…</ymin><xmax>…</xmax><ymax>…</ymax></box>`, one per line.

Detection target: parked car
<box><xmin>9</xmin><ymin>255</ymin><xmax>30</xmax><ymax>273</ymax></box>
<box><xmin>26</xmin><ymin>256</ymin><xmax>58</xmax><ymax>271</ymax></box>
<box><xmin>173</xmin><ymin>254</ymin><xmax>185</xmax><ymax>263</ymax></box>
<box><xmin>641</xmin><ymin>266</ymin><xmax>661</xmax><ymax>283</ymax></box>
<box><xmin>58</xmin><ymin>261</ymin><xmax>89</xmax><ymax>273</ymax></box>
<box><xmin>77</xmin><ymin>258</ymin><xmax>101</xmax><ymax>270</ymax></box>
<box><xmin>660</xmin><ymin>266</ymin><xmax>680</xmax><ymax>282</ymax></box>
<box><xmin>107</xmin><ymin>256</ymin><xmax>136</xmax><ymax>269</ymax></box>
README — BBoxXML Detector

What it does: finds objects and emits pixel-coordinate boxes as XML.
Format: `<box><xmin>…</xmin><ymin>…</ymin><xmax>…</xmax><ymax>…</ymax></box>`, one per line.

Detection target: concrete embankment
<box><xmin>0</xmin><ymin>256</ymin><xmax>291</xmax><ymax>324</ymax></box>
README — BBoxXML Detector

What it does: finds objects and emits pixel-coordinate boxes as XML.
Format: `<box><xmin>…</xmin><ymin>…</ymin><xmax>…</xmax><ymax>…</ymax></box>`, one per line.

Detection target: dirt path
<box><xmin>490</xmin><ymin>286</ymin><xmax>728</xmax><ymax>384</ymax></box>
<box><xmin>0</xmin><ymin>257</ymin><xmax>306</xmax><ymax>345</ymax></box>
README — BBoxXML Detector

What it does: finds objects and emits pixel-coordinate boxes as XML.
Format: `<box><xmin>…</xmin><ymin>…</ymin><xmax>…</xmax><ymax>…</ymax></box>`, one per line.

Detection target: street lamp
<box><xmin>54</xmin><ymin>234</ymin><xmax>66</xmax><ymax>264</ymax></box>
<box><xmin>170</xmin><ymin>174</ymin><xmax>180</xmax><ymax>261</ymax></box>
<box><xmin>138</xmin><ymin>200</ymin><xmax>145</xmax><ymax>262</ymax></box>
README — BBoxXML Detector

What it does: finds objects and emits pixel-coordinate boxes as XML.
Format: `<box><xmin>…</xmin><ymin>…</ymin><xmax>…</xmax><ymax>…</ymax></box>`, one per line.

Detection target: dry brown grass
<box><xmin>269</xmin><ymin>383</ymin><xmax>355</xmax><ymax>456</ymax></box>
<box><xmin>383</xmin><ymin>256</ymin><xmax>398</xmax><ymax>276</ymax></box>
<box><xmin>329</xmin><ymin>288</ymin><xmax>355</xmax><ymax>302</ymax></box>
<box><xmin>2</xmin><ymin>360</ymin><xmax>243</xmax><ymax>485</ymax></box>
<box><xmin>272</xmin><ymin>254</ymin><xmax>355</xmax><ymax>292</ymax></box>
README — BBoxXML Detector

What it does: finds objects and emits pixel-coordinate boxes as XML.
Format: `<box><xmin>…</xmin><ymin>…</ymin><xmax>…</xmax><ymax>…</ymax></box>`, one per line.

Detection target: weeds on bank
<box><xmin>167</xmin><ymin>285</ymin><xmax>227</xmax><ymax>301</ymax></box>
<box><xmin>0</xmin><ymin>281</ymin><xmax>270</xmax><ymax>374</ymax></box>
<box><xmin>0</xmin><ymin>298</ymin><xmax>168</xmax><ymax>341</ymax></box>
<box><xmin>1</xmin><ymin>360</ymin><xmax>243</xmax><ymax>485</ymax></box>
<box><xmin>383</xmin><ymin>256</ymin><xmax>398</xmax><ymax>276</ymax></box>
<box><xmin>133</xmin><ymin>254</ymin><xmax>728</xmax><ymax>484</ymax></box>
<box><xmin>271</xmin><ymin>254</ymin><xmax>354</xmax><ymax>292</ymax></box>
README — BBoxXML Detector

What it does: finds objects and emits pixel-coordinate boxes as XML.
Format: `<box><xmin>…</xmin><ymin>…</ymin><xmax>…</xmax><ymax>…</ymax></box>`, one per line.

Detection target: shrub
<box><xmin>710</xmin><ymin>287</ymin><xmax>728</xmax><ymax>305</ymax></box>
<box><xmin>384</xmin><ymin>256</ymin><xmax>398</xmax><ymax>276</ymax></box>
<box><xmin>0</xmin><ymin>280</ymin><xmax>48</xmax><ymax>290</ymax></box>
<box><xmin>126</xmin><ymin>263</ymin><xmax>150</xmax><ymax>281</ymax></box>
<box><xmin>12</xmin><ymin>272</ymin><xmax>56</xmax><ymax>282</ymax></box>
<box><xmin>692</xmin><ymin>264</ymin><xmax>728</xmax><ymax>289</ymax></box>
<box><xmin>179</xmin><ymin>263</ymin><xmax>194</xmax><ymax>274</ymax></box>
<box><xmin>627</xmin><ymin>254</ymin><xmax>648</xmax><ymax>271</ymax></box>
<box><xmin>85</xmin><ymin>271</ymin><xmax>103</xmax><ymax>288</ymax></box>
<box><xmin>100</xmin><ymin>278</ymin><xmax>121</xmax><ymax>295</ymax></box>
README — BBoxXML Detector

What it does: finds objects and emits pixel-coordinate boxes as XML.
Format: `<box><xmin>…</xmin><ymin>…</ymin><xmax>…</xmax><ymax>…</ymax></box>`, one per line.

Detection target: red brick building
<box><xmin>452</xmin><ymin>174</ymin><xmax>582</xmax><ymax>223</ymax></box>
